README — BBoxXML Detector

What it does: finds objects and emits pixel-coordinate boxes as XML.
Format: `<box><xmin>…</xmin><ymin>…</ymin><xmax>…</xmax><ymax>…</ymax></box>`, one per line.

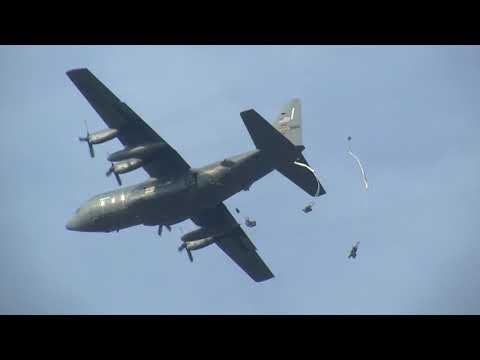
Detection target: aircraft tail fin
<box><xmin>240</xmin><ymin>102</ymin><xmax>326</xmax><ymax>197</ymax></box>
<box><xmin>273</xmin><ymin>98</ymin><xmax>302</xmax><ymax>146</ymax></box>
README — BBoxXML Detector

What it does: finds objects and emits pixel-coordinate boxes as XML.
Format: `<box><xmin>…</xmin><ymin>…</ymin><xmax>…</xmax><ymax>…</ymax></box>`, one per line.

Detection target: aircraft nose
<box><xmin>66</xmin><ymin>217</ymin><xmax>75</xmax><ymax>231</ymax></box>
<box><xmin>66</xmin><ymin>215</ymin><xmax>81</xmax><ymax>231</ymax></box>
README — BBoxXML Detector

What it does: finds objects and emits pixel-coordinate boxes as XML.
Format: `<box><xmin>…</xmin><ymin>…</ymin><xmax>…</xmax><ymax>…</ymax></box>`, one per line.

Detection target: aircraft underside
<box><xmin>102</xmin><ymin>150</ymin><xmax>275</xmax><ymax>233</ymax></box>
<box><xmin>65</xmin><ymin>68</ymin><xmax>325</xmax><ymax>282</ymax></box>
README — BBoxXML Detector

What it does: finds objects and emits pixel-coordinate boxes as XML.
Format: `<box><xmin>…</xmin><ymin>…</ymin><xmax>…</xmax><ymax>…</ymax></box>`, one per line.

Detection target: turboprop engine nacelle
<box><xmin>108</xmin><ymin>142</ymin><xmax>168</xmax><ymax>162</ymax></box>
<box><xmin>185</xmin><ymin>237</ymin><xmax>216</xmax><ymax>251</ymax></box>
<box><xmin>79</xmin><ymin>128</ymin><xmax>119</xmax><ymax>158</ymax></box>
<box><xmin>87</xmin><ymin>128</ymin><xmax>119</xmax><ymax>144</ymax></box>
<box><xmin>181</xmin><ymin>226</ymin><xmax>236</xmax><ymax>243</ymax></box>
<box><xmin>109</xmin><ymin>158</ymin><xmax>144</xmax><ymax>175</ymax></box>
<box><xmin>106</xmin><ymin>158</ymin><xmax>144</xmax><ymax>186</ymax></box>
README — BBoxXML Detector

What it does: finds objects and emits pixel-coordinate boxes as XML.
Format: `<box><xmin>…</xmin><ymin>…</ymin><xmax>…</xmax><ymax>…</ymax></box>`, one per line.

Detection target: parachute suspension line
<box><xmin>347</xmin><ymin>136</ymin><xmax>368</xmax><ymax>191</ymax></box>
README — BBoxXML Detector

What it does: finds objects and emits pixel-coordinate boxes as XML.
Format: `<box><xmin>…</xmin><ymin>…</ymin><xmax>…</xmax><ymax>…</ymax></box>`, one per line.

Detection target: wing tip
<box><xmin>240</xmin><ymin>109</ymin><xmax>256</xmax><ymax>118</ymax></box>
<box><xmin>66</xmin><ymin>68</ymin><xmax>90</xmax><ymax>78</ymax></box>
<box><xmin>255</xmin><ymin>276</ymin><xmax>274</xmax><ymax>283</ymax></box>
<box><xmin>253</xmin><ymin>272</ymin><xmax>275</xmax><ymax>282</ymax></box>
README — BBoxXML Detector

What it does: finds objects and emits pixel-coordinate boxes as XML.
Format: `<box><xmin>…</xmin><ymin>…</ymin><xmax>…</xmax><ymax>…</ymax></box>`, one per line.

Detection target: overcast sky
<box><xmin>1</xmin><ymin>45</ymin><xmax>479</xmax><ymax>314</ymax></box>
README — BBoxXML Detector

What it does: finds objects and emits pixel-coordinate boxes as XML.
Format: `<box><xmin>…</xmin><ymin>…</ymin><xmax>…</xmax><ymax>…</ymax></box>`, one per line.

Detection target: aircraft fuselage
<box><xmin>66</xmin><ymin>150</ymin><xmax>274</xmax><ymax>232</ymax></box>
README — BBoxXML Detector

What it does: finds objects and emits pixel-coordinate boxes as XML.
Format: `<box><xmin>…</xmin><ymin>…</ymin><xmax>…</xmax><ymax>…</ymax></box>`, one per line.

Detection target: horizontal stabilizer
<box><xmin>277</xmin><ymin>154</ymin><xmax>326</xmax><ymax>197</ymax></box>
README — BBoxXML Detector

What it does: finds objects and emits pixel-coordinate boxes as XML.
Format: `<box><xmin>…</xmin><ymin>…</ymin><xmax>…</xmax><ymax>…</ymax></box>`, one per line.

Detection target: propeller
<box><xmin>178</xmin><ymin>242</ymin><xmax>193</xmax><ymax>262</ymax></box>
<box><xmin>106</xmin><ymin>162</ymin><xmax>122</xmax><ymax>186</ymax></box>
<box><xmin>79</xmin><ymin>119</ymin><xmax>95</xmax><ymax>158</ymax></box>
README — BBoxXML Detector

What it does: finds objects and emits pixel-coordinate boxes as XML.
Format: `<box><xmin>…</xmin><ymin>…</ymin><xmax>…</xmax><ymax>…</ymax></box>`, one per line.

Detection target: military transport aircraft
<box><xmin>65</xmin><ymin>68</ymin><xmax>326</xmax><ymax>282</ymax></box>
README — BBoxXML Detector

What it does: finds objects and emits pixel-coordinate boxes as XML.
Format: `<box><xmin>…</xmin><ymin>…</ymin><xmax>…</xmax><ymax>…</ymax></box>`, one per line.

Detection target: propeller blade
<box><xmin>158</xmin><ymin>225</ymin><xmax>163</xmax><ymax>237</ymax></box>
<box><xmin>80</xmin><ymin>120</ymin><xmax>94</xmax><ymax>158</ymax></box>
<box><xmin>78</xmin><ymin>134</ymin><xmax>95</xmax><ymax>158</ymax></box>
<box><xmin>178</xmin><ymin>242</ymin><xmax>194</xmax><ymax>262</ymax></box>
<box><xmin>106</xmin><ymin>163</ymin><xmax>121</xmax><ymax>186</ymax></box>
<box><xmin>88</xmin><ymin>142</ymin><xmax>95</xmax><ymax>158</ymax></box>
<box><xmin>106</xmin><ymin>164</ymin><xmax>114</xmax><ymax>177</ymax></box>
<box><xmin>114</xmin><ymin>172</ymin><xmax>122</xmax><ymax>186</ymax></box>
<box><xmin>166</xmin><ymin>225</ymin><xmax>171</xmax><ymax>232</ymax></box>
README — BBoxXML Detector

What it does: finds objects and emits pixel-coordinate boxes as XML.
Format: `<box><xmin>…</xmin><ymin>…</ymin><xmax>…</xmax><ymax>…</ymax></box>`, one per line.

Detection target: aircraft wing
<box><xmin>191</xmin><ymin>204</ymin><xmax>274</xmax><ymax>282</ymax></box>
<box><xmin>66</xmin><ymin>68</ymin><xmax>190</xmax><ymax>179</ymax></box>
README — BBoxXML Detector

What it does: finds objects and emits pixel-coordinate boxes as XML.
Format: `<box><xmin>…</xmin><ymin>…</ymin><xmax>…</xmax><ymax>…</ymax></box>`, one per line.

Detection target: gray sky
<box><xmin>1</xmin><ymin>45</ymin><xmax>479</xmax><ymax>314</ymax></box>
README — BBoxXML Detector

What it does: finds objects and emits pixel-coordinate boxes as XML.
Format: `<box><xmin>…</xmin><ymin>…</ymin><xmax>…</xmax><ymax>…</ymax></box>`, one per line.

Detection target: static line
<box><xmin>294</xmin><ymin>161</ymin><xmax>315</xmax><ymax>173</ymax></box>
<box><xmin>293</xmin><ymin>161</ymin><xmax>321</xmax><ymax>197</ymax></box>
<box><xmin>348</xmin><ymin>150</ymin><xmax>368</xmax><ymax>191</ymax></box>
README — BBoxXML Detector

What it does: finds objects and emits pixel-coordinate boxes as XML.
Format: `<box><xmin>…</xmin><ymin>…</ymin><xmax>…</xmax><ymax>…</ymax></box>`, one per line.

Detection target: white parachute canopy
<box><xmin>347</xmin><ymin>136</ymin><xmax>368</xmax><ymax>191</ymax></box>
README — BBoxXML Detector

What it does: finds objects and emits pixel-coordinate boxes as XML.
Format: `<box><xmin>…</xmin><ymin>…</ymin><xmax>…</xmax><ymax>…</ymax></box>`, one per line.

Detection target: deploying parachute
<box><xmin>345</xmin><ymin>136</ymin><xmax>370</xmax><ymax>259</ymax></box>
<box><xmin>347</xmin><ymin>136</ymin><xmax>368</xmax><ymax>191</ymax></box>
